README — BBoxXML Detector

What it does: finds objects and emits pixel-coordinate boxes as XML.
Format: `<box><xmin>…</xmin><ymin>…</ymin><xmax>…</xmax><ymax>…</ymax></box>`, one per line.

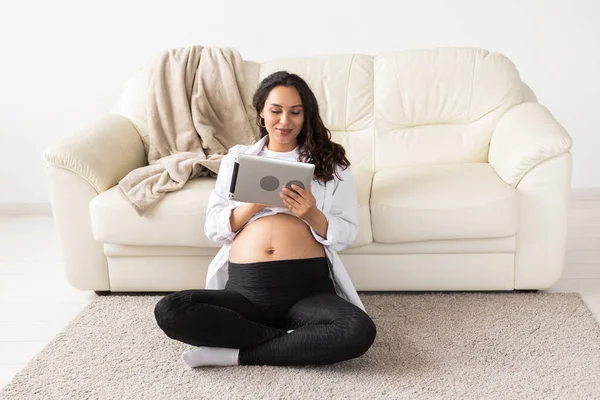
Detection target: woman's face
<box><xmin>260</xmin><ymin>85</ymin><xmax>304</xmax><ymax>152</ymax></box>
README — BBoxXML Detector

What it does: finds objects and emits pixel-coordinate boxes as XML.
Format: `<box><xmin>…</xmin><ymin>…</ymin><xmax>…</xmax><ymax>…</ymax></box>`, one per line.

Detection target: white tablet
<box><xmin>228</xmin><ymin>153</ymin><xmax>315</xmax><ymax>208</ymax></box>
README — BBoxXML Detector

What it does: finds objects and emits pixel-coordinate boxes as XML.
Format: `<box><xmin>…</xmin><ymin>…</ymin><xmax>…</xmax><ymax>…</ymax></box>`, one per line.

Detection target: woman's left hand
<box><xmin>280</xmin><ymin>184</ymin><xmax>318</xmax><ymax>223</ymax></box>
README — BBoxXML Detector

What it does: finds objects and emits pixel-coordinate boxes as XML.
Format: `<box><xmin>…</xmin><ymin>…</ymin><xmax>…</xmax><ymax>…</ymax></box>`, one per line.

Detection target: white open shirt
<box><xmin>203</xmin><ymin>135</ymin><xmax>365</xmax><ymax>312</ymax></box>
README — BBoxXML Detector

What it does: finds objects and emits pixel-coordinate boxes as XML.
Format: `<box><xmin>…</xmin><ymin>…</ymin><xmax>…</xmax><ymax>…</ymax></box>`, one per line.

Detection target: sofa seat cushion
<box><xmin>90</xmin><ymin>170</ymin><xmax>374</xmax><ymax>249</ymax></box>
<box><xmin>370</xmin><ymin>163</ymin><xmax>518</xmax><ymax>243</ymax></box>
<box><xmin>90</xmin><ymin>177</ymin><xmax>220</xmax><ymax>248</ymax></box>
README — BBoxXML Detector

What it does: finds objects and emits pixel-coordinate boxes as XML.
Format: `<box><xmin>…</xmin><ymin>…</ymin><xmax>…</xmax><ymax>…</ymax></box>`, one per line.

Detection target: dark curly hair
<box><xmin>252</xmin><ymin>71</ymin><xmax>350</xmax><ymax>183</ymax></box>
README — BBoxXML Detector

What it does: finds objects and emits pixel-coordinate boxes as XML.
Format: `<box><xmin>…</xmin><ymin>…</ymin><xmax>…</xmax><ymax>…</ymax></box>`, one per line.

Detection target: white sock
<box><xmin>287</xmin><ymin>329</ymin><xmax>294</xmax><ymax>333</ymax></box>
<box><xmin>181</xmin><ymin>347</ymin><xmax>240</xmax><ymax>368</ymax></box>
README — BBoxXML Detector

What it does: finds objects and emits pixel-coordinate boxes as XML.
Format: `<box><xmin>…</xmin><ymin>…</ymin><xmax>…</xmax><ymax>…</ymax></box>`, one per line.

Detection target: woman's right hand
<box><xmin>249</xmin><ymin>203</ymin><xmax>268</xmax><ymax>212</ymax></box>
<box><xmin>230</xmin><ymin>202</ymin><xmax>268</xmax><ymax>233</ymax></box>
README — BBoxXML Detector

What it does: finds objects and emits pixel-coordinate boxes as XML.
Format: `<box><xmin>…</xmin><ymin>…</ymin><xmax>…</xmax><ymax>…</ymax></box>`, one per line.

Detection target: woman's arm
<box><xmin>310</xmin><ymin>166</ymin><xmax>359</xmax><ymax>251</ymax></box>
<box><xmin>305</xmin><ymin>209</ymin><xmax>328</xmax><ymax>239</ymax></box>
<box><xmin>205</xmin><ymin>147</ymin><xmax>266</xmax><ymax>243</ymax></box>
<box><xmin>230</xmin><ymin>203</ymin><xmax>267</xmax><ymax>232</ymax></box>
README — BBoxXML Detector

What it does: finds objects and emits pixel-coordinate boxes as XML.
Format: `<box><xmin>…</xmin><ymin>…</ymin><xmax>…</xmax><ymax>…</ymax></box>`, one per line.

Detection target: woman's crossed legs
<box><xmin>154</xmin><ymin>258</ymin><xmax>376</xmax><ymax>366</ymax></box>
<box><xmin>155</xmin><ymin>288</ymin><xmax>375</xmax><ymax>366</ymax></box>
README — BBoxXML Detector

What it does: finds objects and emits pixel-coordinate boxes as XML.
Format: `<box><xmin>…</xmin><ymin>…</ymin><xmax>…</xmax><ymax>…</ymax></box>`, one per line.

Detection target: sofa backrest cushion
<box><xmin>112</xmin><ymin>47</ymin><xmax>522</xmax><ymax>173</ymax></box>
<box><xmin>373</xmin><ymin>47</ymin><xmax>522</xmax><ymax>171</ymax></box>
<box><xmin>258</xmin><ymin>54</ymin><xmax>375</xmax><ymax>173</ymax></box>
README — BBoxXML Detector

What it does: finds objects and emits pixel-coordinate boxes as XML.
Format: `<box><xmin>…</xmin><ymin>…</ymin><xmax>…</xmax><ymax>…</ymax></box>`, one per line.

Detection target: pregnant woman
<box><xmin>154</xmin><ymin>71</ymin><xmax>377</xmax><ymax>367</ymax></box>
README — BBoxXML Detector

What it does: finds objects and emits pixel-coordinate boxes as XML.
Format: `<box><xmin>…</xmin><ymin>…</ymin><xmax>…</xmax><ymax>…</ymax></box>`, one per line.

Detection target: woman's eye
<box><xmin>270</xmin><ymin>110</ymin><xmax>301</xmax><ymax>115</ymax></box>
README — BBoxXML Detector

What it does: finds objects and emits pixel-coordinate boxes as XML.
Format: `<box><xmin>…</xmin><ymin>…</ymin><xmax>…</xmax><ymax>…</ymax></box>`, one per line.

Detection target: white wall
<box><xmin>1</xmin><ymin>0</ymin><xmax>598</xmax><ymax>208</ymax></box>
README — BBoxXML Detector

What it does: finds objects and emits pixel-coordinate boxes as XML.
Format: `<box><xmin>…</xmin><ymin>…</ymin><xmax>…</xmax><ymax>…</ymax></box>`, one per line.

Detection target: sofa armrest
<box><xmin>43</xmin><ymin>114</ymin><xmax>147</xmax><ymax>193</ymax></box>
<box><xmin>488</xmin><ymin>102</ymin><xmax>572</xmax><ymax>187</ymax></box>
<box><xmin>43</xmin><ymin>114</ymin><xmax>146</xmax><ymax>292</ymax></box>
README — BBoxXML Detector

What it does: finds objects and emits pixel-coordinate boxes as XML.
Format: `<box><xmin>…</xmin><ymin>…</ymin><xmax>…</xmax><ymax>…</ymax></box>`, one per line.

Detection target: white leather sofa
<box><xmin>44</xmin><ymin>47</ymin><xmax>573</xmax><ymax>295</ymax></box>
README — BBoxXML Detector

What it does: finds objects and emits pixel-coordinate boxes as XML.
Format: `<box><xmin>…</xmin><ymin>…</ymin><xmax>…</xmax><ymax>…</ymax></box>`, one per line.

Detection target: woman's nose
<box><xmin>280</xmin><ymin>112</ymin><xmax>289</xmax><ymax>124</ymax></box>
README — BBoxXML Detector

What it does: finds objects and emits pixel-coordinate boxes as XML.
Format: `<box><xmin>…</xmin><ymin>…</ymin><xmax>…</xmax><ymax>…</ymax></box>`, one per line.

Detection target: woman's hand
<box><xmin>249</xmin><ymin>203</ymin><xmax>269</xmax><ymax>213</ymax></box>
<box><xmin>281</xmin><ymin>185</ymin><xmax>329</xmax><ymax>238</ymax></box>
<box><xmin>280</xmin><ymin>185</ymin><xmax>317</xmax><ymax>220</ymax></box>
<box><xmin>230</xmin><ymin>202</ymin><xmax>268</xmax><ymax>233</ymax></box>
<box><xmin>281</xmin><ymin>184</ymin><xmax>329</xmax><ymax>239</ymax></box>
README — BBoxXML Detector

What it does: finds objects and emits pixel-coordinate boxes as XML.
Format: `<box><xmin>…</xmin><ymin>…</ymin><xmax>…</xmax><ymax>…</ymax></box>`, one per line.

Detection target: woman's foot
<box><xmin>181</xmin><ymin>347</ymin><xmax>240</xmax><ymax>368</ymax></box>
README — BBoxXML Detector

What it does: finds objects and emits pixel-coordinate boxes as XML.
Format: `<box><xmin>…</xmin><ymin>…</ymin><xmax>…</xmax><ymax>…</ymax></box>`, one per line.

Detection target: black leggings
<box><xmin>154</xmin><ymin>257</ymin><xmax>377</xmax><ymax>366</ymax></box>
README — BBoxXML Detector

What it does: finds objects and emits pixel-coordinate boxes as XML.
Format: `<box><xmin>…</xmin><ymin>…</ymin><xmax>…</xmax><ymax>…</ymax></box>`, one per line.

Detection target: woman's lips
<box><xmin>277</xmin><ymin>129</ymin><xmax>292</xmax><ymax>135</ymax></box>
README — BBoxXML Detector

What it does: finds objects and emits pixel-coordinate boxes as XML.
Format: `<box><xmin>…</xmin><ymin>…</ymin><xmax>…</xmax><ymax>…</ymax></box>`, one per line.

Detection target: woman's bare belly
<box><xmin>229</xmin><ymin>213</ymin><xmax>325</xmax><ymax>263</ymax></box>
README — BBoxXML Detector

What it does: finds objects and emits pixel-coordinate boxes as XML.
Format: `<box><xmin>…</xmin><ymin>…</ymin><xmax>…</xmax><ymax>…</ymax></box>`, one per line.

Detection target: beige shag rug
<box><xmin>1</xmin><ymin>292</ymin><xmax>600</xmax><ymax>399</ymax></box>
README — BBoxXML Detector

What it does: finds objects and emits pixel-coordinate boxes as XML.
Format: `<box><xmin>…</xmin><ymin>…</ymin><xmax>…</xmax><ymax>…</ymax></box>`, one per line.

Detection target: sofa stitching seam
<box><xmin>393</xmin><ymin>55</ymin><xmax>408</xmax><ymax>127</ymax></box>
<box><xmin>45</xmin><ymin>164</ymin><xmax>101</xmax><ymax>194</ymax></box>
<box><xmin>466</xmin><ymin>52</ymin><xmax>477</xmax><ymax>124</ymax></box>
<box><xmin>344</xmin><ymin>55</ymin><xmax>354</xmax><ymax>131</ymax></box>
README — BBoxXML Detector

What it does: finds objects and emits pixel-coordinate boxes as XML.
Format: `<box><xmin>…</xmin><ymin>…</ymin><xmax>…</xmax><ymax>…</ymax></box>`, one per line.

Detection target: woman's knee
<box><xmin>339</xmin><ymin>310</ymin><xmax>377</xmax><ymax>357</ymax></box>
<box><xmin>154</xmin><ymin>291</ymin><xmax>191</xmax><ymax>332</ymax></box>
<box><xmin>154</xmin><ymin>295</ymin><xmax>173</xmax><ymax>331</ymax></box>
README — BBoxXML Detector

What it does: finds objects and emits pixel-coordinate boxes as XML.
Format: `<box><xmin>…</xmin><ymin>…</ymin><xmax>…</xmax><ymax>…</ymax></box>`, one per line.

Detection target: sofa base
<box><xmin>102</xmin><ymin>252</ymin><xmax>518</xmax><ymax>292</ymax></box>
<box><xmin>342</xmin><ymin>253</ymin><xmax>515</xmax><ymax>291</ymax></box>
<box><xmin>93</xmin><ymin>288</ymin><xmax>539</xmax><ymax>296</ymax></box>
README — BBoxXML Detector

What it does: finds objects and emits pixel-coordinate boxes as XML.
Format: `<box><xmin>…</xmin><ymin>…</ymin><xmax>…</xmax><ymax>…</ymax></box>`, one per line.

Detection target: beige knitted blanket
<box><xmin>118</xmin><ymin>45</ymin><xmax>259</xmax><ymax>216</ymax></box>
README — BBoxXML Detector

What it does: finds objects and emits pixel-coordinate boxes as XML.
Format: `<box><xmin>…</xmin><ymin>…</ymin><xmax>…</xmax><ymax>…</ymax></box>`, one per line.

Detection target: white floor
<box><xmin>1</xmin><ymin>191</ymin><xmax>599</xmax><ymax>390</ymax></box>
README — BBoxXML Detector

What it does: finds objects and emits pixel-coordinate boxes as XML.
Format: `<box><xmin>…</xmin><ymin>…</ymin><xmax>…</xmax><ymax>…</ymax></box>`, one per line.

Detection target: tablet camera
<box><xmin>260</xmin><ymin>176</ymin><xmax>280</xmax><ymax>191</ymax></box>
